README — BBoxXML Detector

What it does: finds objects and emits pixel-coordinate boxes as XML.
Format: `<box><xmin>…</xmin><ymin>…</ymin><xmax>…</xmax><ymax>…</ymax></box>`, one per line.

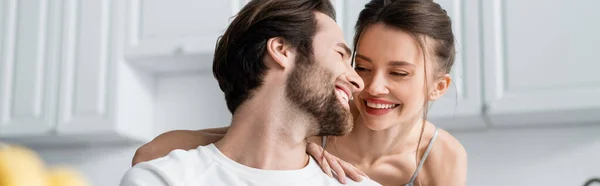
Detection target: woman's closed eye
<box><xmin>354</xmin><ymin>66</ymin><xmax>371</xmax><ymax>72</ymax></box>
<box><xmin>390</xmin><ymin>71</ymin><xmax>409</xmax><ymax>76</ymax></box>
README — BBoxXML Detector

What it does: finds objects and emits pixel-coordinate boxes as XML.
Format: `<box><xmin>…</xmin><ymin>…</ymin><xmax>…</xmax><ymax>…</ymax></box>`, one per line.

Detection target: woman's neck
<box><xmin>332</xmin><ymin>116</ymin><xmax>426</xmax><ymax>166</ymax></box>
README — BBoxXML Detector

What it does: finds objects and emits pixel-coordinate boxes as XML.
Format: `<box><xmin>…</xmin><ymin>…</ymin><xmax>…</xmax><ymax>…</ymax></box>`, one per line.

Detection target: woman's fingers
<box><xmin>355</xmin><ymin>166</ymin><xmax>368</xmax><ymax>178</ymax></box>
<box><xmin>321</xmin><ymin>153</ymin><xmax>334</xmax><ymax>178</ymax></box>
<box><xmin>306</xmin><ymin>141</ymin><xmax>369</xmax><ymax>183</ymax></box>
<box><xmin>324</xmin><ymin>151</ymin><xmax>347</xmax><ymax>184</ymax></box>
<box><xmin>306</xmin><ymin>142</ymin><xmax>333</xmax><ymax>177</ymax></box>
<box><xmin>306</xmin><ymin>142</ymin><xmax>324</xmax><ymax>159</ymax></box>
<box><xmin>339</xmin><ymin>160</ymin><xmax>364</xmax><ymax>182</ymax></box>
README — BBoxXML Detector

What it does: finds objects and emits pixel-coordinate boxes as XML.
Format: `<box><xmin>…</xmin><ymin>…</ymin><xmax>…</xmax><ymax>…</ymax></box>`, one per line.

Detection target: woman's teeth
<box><xmin>335</xmin><ymin>89</ymin><xmax>348</xmax><ymax>102</ymax></box>
<box><xmin>366</xmin><ymin>101</ymin><xmax>398</xmax><ymax>109</ymax></box>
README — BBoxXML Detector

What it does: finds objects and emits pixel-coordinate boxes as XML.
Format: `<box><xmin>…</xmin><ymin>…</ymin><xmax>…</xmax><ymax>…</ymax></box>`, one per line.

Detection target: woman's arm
<box><xmin>131</xmin><ymin>127</ymin><xmax>229</xmax><ymax>166</ymax></box>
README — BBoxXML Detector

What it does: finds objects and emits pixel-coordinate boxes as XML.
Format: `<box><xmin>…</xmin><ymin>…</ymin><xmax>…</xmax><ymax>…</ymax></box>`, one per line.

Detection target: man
<box><xmin>120</xmin><ymin>0</ymin><xmax>380</xmax><ymax>185</ymax></box>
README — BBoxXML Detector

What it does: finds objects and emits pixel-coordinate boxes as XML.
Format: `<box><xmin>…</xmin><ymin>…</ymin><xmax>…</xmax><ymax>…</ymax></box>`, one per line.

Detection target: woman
<box><xmin>133</xmin><ymin>0</ymin><xmax>467</xmax><ymax>185</ymax></box>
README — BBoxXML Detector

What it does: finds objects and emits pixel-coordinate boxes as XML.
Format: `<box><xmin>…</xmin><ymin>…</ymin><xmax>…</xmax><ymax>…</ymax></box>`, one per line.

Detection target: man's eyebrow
<box><xmin>337</xmin><ymin>43</ymin><xmax>352</xmax><ymax>56</ymax></box>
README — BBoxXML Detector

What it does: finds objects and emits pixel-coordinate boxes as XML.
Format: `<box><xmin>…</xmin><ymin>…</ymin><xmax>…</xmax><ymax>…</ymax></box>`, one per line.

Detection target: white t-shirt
<box><xmin>120</xmin><ymin>144</ymin><xmax>381</xmax><ymax>186</ymax></box>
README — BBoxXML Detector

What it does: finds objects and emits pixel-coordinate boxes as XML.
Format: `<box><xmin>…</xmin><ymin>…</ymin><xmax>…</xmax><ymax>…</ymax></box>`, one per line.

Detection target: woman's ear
<box><xmin>429</xmin><ymin>74</ymin><xmax>451</xmax><ymax>101</ymax></box>
<box><xmin>265</xmin><ymin>37</ymin><xmax>294</xmax><ymax>69</ymax></box>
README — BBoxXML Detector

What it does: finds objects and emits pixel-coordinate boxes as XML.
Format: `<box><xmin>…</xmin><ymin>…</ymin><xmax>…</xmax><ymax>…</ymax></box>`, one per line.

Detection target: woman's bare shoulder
<box><xmin>421</xmin><ymin>124</ymin><xmax>467</xmax><ymax>185</ymax></box>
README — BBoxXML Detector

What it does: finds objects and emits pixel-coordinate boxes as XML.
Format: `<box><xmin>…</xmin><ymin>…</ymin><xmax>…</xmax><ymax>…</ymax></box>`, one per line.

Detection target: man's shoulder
<box><xmin>121</xmin><ymin>145</ymin><xmax>216</xmax><ymax>186</ymax></box>
<box><xmin>141</xmin><ymin>145</ymin><xmax>213</xmax><ymax>169</ymax></box>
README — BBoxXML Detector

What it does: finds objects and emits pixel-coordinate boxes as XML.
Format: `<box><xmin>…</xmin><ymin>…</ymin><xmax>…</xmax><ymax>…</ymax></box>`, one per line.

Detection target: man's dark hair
<box><xmin>212</xmin><ymin>0</ymin><xmax>336</xmax><ymax>113</ymax></box>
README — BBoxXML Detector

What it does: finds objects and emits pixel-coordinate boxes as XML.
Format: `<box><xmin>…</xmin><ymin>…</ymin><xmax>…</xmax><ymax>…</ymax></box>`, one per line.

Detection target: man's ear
<box><xmin>429</xmin><ymin>74</ymin><xmax>452</xmax><ymax>101</ymax></box>
<box><xmin>265</xmin><ymin>37</ymin><xmax>294</xmax><ymax>69</ymax></box>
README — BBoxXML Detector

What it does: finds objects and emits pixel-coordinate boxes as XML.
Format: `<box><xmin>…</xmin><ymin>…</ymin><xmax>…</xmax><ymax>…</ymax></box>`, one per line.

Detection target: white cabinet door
<box><xmin>343</xmin><ymin>0</ymin><xmax>485</xmax><ymax>129</ymax></box>
<box><xmin>483</xmin><ymin>0</ymin><xmax>600</xmax><ymax>126</ymax></box>
<box><xmin>343</xmin><ymin>0</ymin><xmax>367</xmax><ymax>47</ymax></box>
<box><xmin>1</xmin><ymin>0</ymin><xmax>152</xmax><ymax>144</ymax></box>
<box><xmin>428</xmin><ymin>0</ymin><xmax>485</xmax><ymax>130</ymax></box>
<box><xmin>331</xmin><ymin>0</ymin><xmax>349</xmax><ymax>42</ymax></box>
<box><xmin>0</xmin><ymin>0</ymin><xmax>60</xmax><ymax>136</ymax></box>
<box><xmin>124</xmin><ymin>0</ymin><xmax>249</xmax><ymax>73</ymax></box>
<box><xmin>57</xmin><ymin>0</ymin><xmax>116</xmax><ymax>134</ymax></box>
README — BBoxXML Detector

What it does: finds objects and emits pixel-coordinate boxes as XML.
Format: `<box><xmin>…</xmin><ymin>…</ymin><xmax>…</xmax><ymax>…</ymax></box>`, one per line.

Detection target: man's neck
<box><xmin>214</xmin><ymin>85</ymin><xmax>314</xmax><ymax>170</ymax></box>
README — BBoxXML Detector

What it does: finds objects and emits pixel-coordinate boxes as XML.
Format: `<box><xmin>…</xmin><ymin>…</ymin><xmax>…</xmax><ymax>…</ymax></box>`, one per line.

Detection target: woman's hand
<box><xmin>306</xmin><ymin>142</ymin><xmax>368</xmax><ymax>184</ymax></box>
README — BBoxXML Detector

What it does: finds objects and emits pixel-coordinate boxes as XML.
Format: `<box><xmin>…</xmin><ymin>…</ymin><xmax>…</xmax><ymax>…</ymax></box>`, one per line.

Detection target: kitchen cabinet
<box><xmin>482</xmin><ymin>0</ymin><xmax>600</xmax><ymax>127</ymax></box>
<box><xmin>124</xmin><ymin>0</ymin><xmax>251</xmax><ymax>74</ymax></box>
<box><xmin>1</xmin><ymin>0</ymin><xmax>154</xmax><ymax>145</ymax></box>
<box><xmin>428</xmin><ymin>0</ymin><xmax>485</xmax><ymax>130</ymax></box>
<box><xmin>340</xmin><ymin>0</ymin><xmax>363</xmax><ymax>47</ymax></box>
<box><xmin>0</xmin><ymin>0</ymin><xmax>60</xmax><ymax>136</ymax></box>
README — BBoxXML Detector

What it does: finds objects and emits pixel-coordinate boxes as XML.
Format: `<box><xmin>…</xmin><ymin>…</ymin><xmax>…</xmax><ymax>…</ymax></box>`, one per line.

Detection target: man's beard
<box><xmin>285</xmin><ymin>54</ymin><xmax>353</xmax><ymax>136</ymax></box>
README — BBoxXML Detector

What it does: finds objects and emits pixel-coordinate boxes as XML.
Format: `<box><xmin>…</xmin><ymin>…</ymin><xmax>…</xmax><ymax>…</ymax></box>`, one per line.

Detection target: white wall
<box><xmin>34</xmin><ymin>74</ymin><xmax>600</xmax><ymax>186</ymax></box>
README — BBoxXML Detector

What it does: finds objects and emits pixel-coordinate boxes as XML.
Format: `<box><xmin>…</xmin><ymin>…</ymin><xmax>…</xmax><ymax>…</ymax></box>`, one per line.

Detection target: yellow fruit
<box><xmin>0</xmin><ymin>144</ymin><xmax>48</xmax><ymax>186</ymax></box>
<box><xmin>47</xmin><ymin>167</ymin><xmax>90</xmax><ymax>186</ymax></box>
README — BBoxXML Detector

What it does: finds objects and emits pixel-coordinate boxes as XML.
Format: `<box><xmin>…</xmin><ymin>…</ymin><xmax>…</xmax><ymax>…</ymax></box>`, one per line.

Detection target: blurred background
<box><xmin>0</xmin><ymin>0</ymin><xmax>599</xmax><ymax>185</ymax></box>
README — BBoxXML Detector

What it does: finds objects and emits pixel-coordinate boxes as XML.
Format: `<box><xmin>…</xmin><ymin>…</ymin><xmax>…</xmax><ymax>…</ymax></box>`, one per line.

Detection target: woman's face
<box><xmin>352</xmin><ymin>23</ymin><xmax>447</xmax><ymax>131</ymax></box>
